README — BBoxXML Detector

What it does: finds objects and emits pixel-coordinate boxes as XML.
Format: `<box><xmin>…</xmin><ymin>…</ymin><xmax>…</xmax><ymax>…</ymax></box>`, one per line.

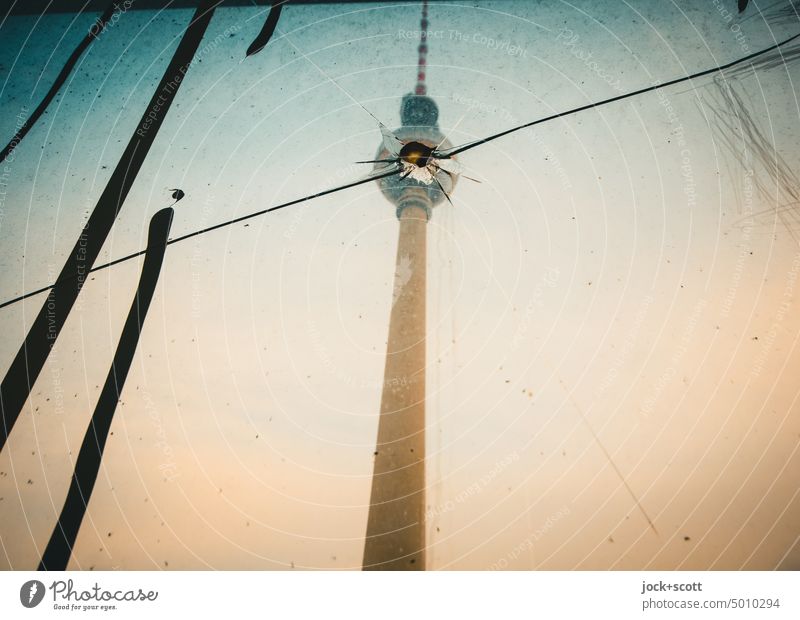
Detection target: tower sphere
<box><xmin>376</xmin><ymin>93</ymin><xmax>459</xmax><ymax>216</ymax></box>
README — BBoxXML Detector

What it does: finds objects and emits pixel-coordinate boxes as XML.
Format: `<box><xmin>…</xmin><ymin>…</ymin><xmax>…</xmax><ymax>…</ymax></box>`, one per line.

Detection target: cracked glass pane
<box><xmin>0</xmin><ymin>1</ymin><xmax>799</xmax><ymax>572</ymax></box>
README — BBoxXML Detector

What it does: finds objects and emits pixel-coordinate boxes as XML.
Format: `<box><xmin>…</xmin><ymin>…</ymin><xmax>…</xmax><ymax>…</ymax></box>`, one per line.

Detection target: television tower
<box><xmin>363</xmin><ymin>1</ymin><xmax>457</xmax><ymax>570</ymax></box>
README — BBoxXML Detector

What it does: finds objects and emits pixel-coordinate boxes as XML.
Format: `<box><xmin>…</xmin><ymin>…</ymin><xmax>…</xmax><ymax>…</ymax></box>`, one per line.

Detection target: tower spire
<box><xmin>401</xmin><ymin>0</ymin><xmax>438</xmax><ymax>130</ymax></box>
<box><xmin>415</xmin><ymin>0</ymin><xmax>429</xmax><ymax>96</ymax></box>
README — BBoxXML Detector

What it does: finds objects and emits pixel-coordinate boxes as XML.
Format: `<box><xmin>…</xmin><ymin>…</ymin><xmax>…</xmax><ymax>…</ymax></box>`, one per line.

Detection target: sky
<box><xmin>0</xmin><ymin>0</ymin><xmax>799</xmax><ymax>570</ymax></box>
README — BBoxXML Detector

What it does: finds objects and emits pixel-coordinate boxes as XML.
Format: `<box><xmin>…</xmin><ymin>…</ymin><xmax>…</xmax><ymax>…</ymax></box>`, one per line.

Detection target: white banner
<box><xmin>1</xmin><ymin>571</ymin><xmax>796</xmax><ymax>619</ymax></box>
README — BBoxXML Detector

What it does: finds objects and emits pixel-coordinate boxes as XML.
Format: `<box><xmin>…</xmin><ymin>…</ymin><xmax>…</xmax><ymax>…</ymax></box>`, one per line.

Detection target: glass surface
<box><xmin>1</xmin><ymin>0</ymin><xmax>799</xmax><ymax>570</ymax></box>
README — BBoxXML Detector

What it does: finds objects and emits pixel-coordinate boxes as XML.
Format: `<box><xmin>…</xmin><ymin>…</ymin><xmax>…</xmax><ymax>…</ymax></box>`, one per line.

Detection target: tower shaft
<box><xmin>363</xmin><ymin>196</ymin><xmax>429</xmax><ymax>570</ymax></box>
